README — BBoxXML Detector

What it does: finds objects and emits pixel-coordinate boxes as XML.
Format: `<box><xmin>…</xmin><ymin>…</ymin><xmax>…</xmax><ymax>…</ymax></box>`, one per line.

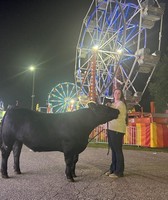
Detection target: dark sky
<box><xmin>0</xmin><ymin>0</ymin><xmax>91</xmax><ymax>108</ymax></box>
<box><xmin>0</xmin><ymin>0</ymin><xmax>168</xmax><ymax>110</ymax></box>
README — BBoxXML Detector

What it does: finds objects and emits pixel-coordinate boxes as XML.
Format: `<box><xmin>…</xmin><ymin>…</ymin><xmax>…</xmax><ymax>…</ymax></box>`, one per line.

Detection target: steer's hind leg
<box><xmin>1</xmin><ymin>143</ymin><xmax>12</xmax><ymax>178</ymax></box>
<box><xmin>71</xmin><ymin>154</ymin><xmax>79</xmax><ymax>178</ymax></box>
<box><xmin>13</xmin><ymin>141</ymin><xmax>23</xmax><ymax>175</ymax></box>
<box><xmin>64</xmin><ymin>154</ymin><xmax>75</xmax><ymax>182</ymax></box>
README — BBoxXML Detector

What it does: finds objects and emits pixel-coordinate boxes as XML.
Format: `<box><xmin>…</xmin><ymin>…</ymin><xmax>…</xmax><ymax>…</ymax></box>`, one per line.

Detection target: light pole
<box><xmin>29</xmin><ymin>65</ymin><xmax>36</xmax><ymax>110</ymax></box>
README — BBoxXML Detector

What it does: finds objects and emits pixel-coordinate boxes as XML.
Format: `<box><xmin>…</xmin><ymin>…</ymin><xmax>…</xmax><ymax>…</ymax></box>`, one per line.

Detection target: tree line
<box><xmin>149</xmin><ymin>49</ymin><xmax>168</xmax><ymax>113</ymax></box>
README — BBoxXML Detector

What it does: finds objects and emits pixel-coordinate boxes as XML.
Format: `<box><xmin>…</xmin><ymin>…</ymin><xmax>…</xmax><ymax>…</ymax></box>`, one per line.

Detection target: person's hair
<box><xmin>113</xmin><ymin>88</ymin><xmax>128</xmax><ymax>125</ymax></box>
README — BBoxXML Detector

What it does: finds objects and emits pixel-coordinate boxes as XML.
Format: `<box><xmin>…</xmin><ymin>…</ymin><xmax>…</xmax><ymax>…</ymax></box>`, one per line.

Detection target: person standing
<box><xmin>105</xmin><ymin>88</ymin><xmax>127</xmax><ymax>178</ymax></box>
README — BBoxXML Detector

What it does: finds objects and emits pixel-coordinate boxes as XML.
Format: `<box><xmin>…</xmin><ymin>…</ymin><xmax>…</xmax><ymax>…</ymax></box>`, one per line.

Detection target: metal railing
<box><xmin>89</xmin><ymin>125</ymin><xmax>138</xmax><ymax>146</ymax></box>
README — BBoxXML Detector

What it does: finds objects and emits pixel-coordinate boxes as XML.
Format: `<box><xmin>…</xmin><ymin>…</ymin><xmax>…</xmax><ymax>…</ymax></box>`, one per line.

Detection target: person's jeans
<box><xmin>107</xmin><ymin>129</ymin><xmax>124</xmax><ymax>176</ymax></box>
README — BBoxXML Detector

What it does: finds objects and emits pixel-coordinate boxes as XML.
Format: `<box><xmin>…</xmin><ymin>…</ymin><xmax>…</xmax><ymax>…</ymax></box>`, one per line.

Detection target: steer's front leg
<box><xmin>64</xmin><ymin>154</ymin><xmax>75</xmax><ymax>182</ymax></box>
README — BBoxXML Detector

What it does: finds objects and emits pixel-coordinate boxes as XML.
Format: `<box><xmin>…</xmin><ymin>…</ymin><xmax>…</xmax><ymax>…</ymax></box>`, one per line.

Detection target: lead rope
<box><xmin>88</xmin><ymin>129</ymin><xmax>106</xmax><ymax>143</ymax></box>
<box><xmin>88</xmin><ymin>128</ymin><xmax>110</xmax><ymax>156</ymax></box>
<box><xmin>106</xmin><ymin>122</ymin><xmax>110</xmax><ymax>155</ymax></box>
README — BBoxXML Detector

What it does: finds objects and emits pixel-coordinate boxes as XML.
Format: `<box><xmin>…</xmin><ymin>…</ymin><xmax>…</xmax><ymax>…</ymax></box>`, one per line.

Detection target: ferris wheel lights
<box><xmin>70</xmin><ymin>99</ymin><xmax>75</xmax><ymax>104</ymax></box>
<box><xmin>116</xmin><ymin>49</ymin><xmax>123</xmax><ymax>54</ymax></box>
<box><xmin>92</xmin><ymin>45</ymin><xmax>99</xmax><ymax>51</ymax></box>
<box><xmin>75</xmin><ymin>0</ymin><xmax>164</xmax><ymax>110</ymax></box>
<box><xmin>78</xmin><ymin>95</ymin><xmax>90</xmax><ymax>105</ymax></box>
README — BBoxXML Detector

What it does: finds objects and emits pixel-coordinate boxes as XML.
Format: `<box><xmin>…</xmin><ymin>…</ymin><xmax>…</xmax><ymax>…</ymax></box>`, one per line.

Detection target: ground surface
<box><xmin>0</xmin><ymin>146</ymin><xmax>167</xmax><ymax>200</ymax></box>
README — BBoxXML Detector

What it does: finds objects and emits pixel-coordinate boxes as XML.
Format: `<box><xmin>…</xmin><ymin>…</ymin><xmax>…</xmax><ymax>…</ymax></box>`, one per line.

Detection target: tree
<box><xmin>149</xmin><ymin>52</ymin><xmax>168</xmax><ymax>113</ymax></box>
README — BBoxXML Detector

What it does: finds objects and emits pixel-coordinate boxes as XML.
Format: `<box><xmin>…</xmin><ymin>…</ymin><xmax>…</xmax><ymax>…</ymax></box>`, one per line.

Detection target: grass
<box><xmin>88</xmin><ymin>142</ymin><xmax>168</xmax><ymax>153</ymax></box>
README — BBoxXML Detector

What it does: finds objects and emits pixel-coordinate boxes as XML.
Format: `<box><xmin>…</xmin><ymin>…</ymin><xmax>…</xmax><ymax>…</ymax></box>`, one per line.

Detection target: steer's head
<box><xmin>88</xmin><ymin>102</ymin><xmax>119</xmax><ymax>124</ymax></box>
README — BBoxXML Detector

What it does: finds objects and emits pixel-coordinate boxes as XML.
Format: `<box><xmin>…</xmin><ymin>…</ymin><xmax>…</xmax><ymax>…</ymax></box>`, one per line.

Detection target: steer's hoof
<box><xmin>72</xmin><ymin>173</ymin><xmax>77</xmax><ymax>178</ymax></box>
<box><xmin>14</xmin><ymin>170</ymin><xmax>21</xmax><ymax>175</ymax></box>
<box><xmin>67</xmin><ymin>178</ymin><xmax>75</xmax><ymax>182</ymax></box>
<box><xmin>2</xmin><ymin>174</ymin><xmax>9</xmax><ymax>179</ymax></box>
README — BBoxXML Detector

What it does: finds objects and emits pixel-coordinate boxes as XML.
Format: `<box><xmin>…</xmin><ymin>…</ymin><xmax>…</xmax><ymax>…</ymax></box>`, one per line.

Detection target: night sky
<box><xmin>0</xmin><ymin>0</ymin><xmax>91</xmax><ymax>108</ymax></box>
<box><xmin>0</xmin><ymin>0</ymin><xmax>168</xmax><ymax>110</ymax></box>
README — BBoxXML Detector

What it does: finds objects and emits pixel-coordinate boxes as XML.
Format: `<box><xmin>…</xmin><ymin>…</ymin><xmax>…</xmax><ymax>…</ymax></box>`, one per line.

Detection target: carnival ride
<box><xmin>47</xmin><ymin>82</ymin><xmax>86</xmax><ymax>113</ymax></box>
<box><xmin>48</xmin><ymin>0</ymin><xmax>165</xmax><ymax>113</ymax></box>
<box><xmin>46</xmin><ymin>0</ymin><xmax>168</xmax><ymax>147</ymax></box>
<box><xmin>75</xmin><ymin>0</ymin><xmax>164</xmax><ymax>109</ymax></box>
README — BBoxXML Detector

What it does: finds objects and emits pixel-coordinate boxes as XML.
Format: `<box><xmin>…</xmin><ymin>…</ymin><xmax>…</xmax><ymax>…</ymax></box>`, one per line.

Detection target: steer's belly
<box><xmin>23</xmin><ymin>139</ymin><xmax>63</xmax><ymax>152</ymax></box>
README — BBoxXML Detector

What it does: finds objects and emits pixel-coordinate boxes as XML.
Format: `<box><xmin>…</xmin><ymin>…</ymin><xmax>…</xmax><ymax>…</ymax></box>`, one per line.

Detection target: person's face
<box><xmin>114</xmin><ymin>89</ymin><xmax>122</xmax><ymax>101</ymax></box>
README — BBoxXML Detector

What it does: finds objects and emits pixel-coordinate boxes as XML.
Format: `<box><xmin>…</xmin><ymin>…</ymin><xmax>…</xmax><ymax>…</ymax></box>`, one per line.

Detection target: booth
<box><xmin>124</xmin><ymin>113</ymin><xmax>168</xmax><ymax>147</ymax></box>
<box><xmin>89</xmin><ymin>112</ymin><xmax>168</xmax><ymax>148</ymax></box>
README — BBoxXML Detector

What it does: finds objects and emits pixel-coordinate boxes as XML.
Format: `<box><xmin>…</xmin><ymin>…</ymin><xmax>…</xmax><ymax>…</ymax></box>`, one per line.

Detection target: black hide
<box><xmin>0</xmin><ymin>102</ymin><xmax>119</xmax><ymax>182</ymax></box>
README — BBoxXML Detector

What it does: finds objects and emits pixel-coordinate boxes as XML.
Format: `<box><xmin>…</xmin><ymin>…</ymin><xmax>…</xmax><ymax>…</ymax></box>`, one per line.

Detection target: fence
<box><xmin>89</xmin><ymin>123</ymin><xmax>168</xmax><ymax>148</ymax></box>
<box><xmin>89</xmin><ymin>124</ymin><xmax>108</xmax><ymax>143</ymax></box>
<box><xmin>89</xmin><ymin>124</ymin><xmax>138</xmax><ymax>146</ymax></box>
<box><xmin>124</xmin><ymin>126</ymin><xmax>137</xmax><ymax>145</ymax></box>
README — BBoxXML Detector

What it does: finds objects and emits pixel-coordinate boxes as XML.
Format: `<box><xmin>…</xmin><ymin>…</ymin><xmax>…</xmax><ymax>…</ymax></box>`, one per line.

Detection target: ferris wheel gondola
<box><xmin>75</xmin><ymin>0</ymin><xmax>164</xmax><ymax>108</ymax></box>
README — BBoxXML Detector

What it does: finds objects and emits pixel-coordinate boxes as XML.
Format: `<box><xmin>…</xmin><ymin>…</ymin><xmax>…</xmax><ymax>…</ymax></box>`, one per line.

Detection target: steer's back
<box><xmin>1</xmin><ymin>107</ymin><xmax>91</xmax><ymax>153</ymax></box>
<box><xmin>1</xmin><ymin>108</ymin><xmax>67</xmax><ymax>151</ymax></box>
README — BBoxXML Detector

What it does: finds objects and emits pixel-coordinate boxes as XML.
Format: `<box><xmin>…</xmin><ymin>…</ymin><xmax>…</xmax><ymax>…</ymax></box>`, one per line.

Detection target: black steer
<box><xmin>0</xmin><ymin>102</ymin><xmax>119</xmax><ymax>182</ymax></box>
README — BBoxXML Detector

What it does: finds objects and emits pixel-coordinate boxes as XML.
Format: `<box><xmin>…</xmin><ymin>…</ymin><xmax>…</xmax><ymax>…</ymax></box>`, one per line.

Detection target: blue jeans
<box><xmin>107</xmin><ymin>129</ymin><xmax>124</xmax><ymax>176</ymax></box>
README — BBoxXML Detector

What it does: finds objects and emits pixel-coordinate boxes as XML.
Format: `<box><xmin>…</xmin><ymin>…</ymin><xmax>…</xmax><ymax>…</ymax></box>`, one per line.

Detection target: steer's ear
<box><xmin>88</xmin><ymin>101</ymin><xmax>97</xmax><ymax>110</ymax></box>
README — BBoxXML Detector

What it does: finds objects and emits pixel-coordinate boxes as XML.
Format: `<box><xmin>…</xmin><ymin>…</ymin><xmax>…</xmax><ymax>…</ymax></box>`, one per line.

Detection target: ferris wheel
<box><xmin>75</xmin><ymin>0</ymin><xmax>164</xmax><ymax>108</ymax></box>
<box><xmin>47</xmin><ymin>82</ymin><xmax>86</xmax><ymax>113</ymax></box>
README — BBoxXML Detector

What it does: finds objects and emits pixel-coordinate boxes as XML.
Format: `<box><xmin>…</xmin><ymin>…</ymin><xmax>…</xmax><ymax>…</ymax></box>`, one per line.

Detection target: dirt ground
<box><xmin>0</xmin><ymin>146</ymin><xmax>167</xmax><ymax>200</ymax></box>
